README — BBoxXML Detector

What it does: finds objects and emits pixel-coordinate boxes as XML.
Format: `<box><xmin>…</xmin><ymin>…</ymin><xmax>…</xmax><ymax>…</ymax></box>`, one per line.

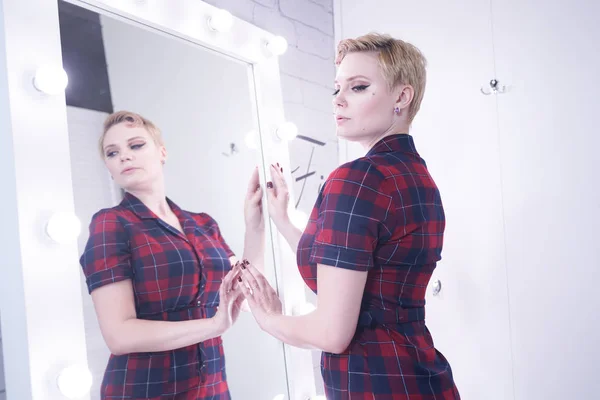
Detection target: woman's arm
<box><xmin>242</xmin><ymin>263</ymin><xmax>368</xmax><ymax>354</ymax></box>
<box><xmin>274</xmin><ymin>218</ymin><xmax>303</xmax><ymax>256</ymax></box>
<box><xmin>92</xmin><ymin>268</ymin><xmax>241</xmax><ymax>356</ymax></box>
<box><xmin>242</xmin><ymin>227</ymin><xmax>265</xmax><ymax>271</ymax></box>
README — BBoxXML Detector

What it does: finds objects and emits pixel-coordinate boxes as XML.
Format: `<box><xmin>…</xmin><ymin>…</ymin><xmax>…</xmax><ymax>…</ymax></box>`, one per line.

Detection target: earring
<box><xmin>161</xmin><ymin>160</ymin><xmax>166</xmax><ymax>165</ymax></box>
<box><xmin>394</xmin><ymin>106</ymin><xmax>400</xmax><ymax>114</ymax></box>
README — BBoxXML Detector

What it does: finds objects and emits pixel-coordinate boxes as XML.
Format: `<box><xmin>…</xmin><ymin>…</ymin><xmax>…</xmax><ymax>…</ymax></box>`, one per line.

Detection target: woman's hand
<box><xmin>244</xmin><ymin>167</ymin><xmax>265</xmax><ymax>231</ymax></box>
<box><xmin>213</xmin><ymin>264</ymin><xmax>245</xmax><ymax>334</ymax></box>
<box><xmin>266</xmin><ymin>163</ymin><xmax>291</xmax><ymax>230</ymax></box>
<box><xmin>238</xmin><ymin>260</ymin><xmax>283</xmax><ymax>332</ymax></box>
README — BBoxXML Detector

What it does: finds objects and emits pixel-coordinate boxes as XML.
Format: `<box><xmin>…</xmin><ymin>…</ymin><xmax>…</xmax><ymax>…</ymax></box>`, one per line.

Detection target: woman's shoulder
<box><xmin>325</xmin><ymin>156</ymin><xmax>389</xmax><ymax>187</ymax></box>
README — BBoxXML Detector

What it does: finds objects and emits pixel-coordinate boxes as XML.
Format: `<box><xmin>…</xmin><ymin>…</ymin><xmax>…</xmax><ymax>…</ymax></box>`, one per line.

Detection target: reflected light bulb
<box><xmin>273</xmin><ymin>395</ymin><xmax>285</xmax><ymax>400</ymax></box>
<box><xmin>208</xmin><ymin>9</ymin><xmax>233</xmax><ymax>32</ymax></box>
<box><xmin>289</xmin><ymin>209</ymin><xmax>308</xmax><ymax>230</ymax></box>
<box><xmin>266</xmin><ymin>35</ymin><xmax>288</xmax><ymax>56</ymax></box>
<box><xmin>276</xmin><ymin>122</ymin><xmax>298</xmax><ymax>141</ymax></box>
<box><xmin>46</xmin><ymin>211</ymin><xmax>81</xmax><ymax>244</ymax></box>
<box><xmin>33</xmin><ymin>65</ymin><xmax>68</xmax><ymax>95</ymax></box>
<box><xmin>245</xmin><ymin>130</ymin><xmax>259</xmax><ymax>150</ymax></box>
<box><xmin>57</xmin><ymin>365</ymin><xmax>92</xmax><ymax>399</ymax></box>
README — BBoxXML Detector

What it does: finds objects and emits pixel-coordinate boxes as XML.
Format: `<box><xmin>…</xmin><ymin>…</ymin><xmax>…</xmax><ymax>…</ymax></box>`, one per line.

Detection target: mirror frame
<box><xmin>0</xmin><ymin>0</ymin><xmax>316</xmax><ymax>399</ymax></box>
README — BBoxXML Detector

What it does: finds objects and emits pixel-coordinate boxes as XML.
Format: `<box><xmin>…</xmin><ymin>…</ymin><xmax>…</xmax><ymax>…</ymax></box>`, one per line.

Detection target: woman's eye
<box><xmin>131</xmin><ymin>143</ymin><xmax>145</xmax><ymax>150</ymax></box>
<box><xmin>106</xmin><ymin>151</ymin><xmax>116</xmax><ymax>158</ymax></box>
<box><xmin>332</xmin><ymin>88</ymin><xmax>340</xmax><ymax>96</ymax></box>
<box><xmin>352</xmin><ymin>85</ymin><xmax>369</xmax><ymax>92</ymax></box>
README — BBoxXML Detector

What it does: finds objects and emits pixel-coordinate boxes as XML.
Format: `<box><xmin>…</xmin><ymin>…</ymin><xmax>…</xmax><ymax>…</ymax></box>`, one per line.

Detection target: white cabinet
<box><xmin>336</xmin><ymin>0</ymin><xmax>600</xmax><ymax>399</ymax></box>
<box><xmin>492</xmin><ymin>0</ymin><xmax>600</xmax><ymax>398</ymax></box>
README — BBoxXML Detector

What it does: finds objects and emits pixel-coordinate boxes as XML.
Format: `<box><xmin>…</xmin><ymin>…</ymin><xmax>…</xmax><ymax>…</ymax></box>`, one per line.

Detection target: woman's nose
<box><xmin>333</xmin><ymin>92</ymin><xmax>346</xmax><ymax>108</ymax></box>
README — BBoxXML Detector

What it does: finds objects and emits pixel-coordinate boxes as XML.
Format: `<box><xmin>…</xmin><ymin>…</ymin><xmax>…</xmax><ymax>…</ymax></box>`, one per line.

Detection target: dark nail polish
<box><xmin>267</xmin><ymin>181</ymin><xmax>273</xmax><ymax>189</ymax></box>
<box><xmin>277</xmin><ymin>162</ymin><xmax>280</xmax><ymax>167</ymax></box>
<box><xmin>280</xmin><ymin>167</ymin><xmax>283</xmax><ymax>173</ymax></box>
<box><xmin>241</xmin><ymin>264</ymin><xmax>246</xmax><ymax>270</ymax></box>
<box><xmin>238</xmin><ymin>276</ymin><xmax>242</xmax><ymax>282</ymax></box>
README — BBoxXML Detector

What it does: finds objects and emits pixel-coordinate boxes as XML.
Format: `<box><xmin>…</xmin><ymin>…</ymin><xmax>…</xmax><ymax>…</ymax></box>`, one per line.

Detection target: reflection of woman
<box><xmin>79</xmin><ymin>111</ymin><xmax>263</xmax><ymax>399</ymax></box>
<box><xmin>239</xmin><ymin>33</ymin><xmax>461</xmax><ymax>399</ymax></box>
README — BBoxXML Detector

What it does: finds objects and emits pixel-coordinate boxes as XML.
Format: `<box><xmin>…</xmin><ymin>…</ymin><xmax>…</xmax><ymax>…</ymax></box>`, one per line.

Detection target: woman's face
<box><xmin>102</xmin><ymin>123</ymin><xmax>166</xmax><ymax>191</ymax></box>
<box><xmin>332</xmin><ymin>51</ymin><xmax>403</xmax><ymax>145</ymax></box>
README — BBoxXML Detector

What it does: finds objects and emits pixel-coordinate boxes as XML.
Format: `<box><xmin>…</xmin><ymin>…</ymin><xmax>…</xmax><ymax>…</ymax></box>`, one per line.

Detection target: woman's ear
<box><xmin>160</xmin><ymin>146</ymin><xmax>167</xmax><ymax>164</ymax></box>
<box><xmin>394</xmin><ymin>84</ymin><xmax>415</xmax><ymax>113</ymax></box>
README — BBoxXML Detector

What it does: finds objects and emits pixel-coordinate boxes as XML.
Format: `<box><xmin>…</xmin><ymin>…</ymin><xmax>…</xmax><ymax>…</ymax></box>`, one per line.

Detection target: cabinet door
<box><xmin>337</xmin><ymin>1</ymin><xmax>514</xmax><ymax>399</ymax></box>
<box><xmin>492</xmin><ymin>1</ymin><xmax>600</xmax><ymax>399</ymax></box>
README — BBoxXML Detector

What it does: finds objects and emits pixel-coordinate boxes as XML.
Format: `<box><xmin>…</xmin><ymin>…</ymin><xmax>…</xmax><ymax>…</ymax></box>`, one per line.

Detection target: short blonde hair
<box><xmin>99</xmin><ymin>110</ymin><xmax>164</xmax><ymax>157</ymax></box>
<box><xmin>336</xmin><ymin>33</ymin><xmax>427</xmax><ymax>123</ymax></box>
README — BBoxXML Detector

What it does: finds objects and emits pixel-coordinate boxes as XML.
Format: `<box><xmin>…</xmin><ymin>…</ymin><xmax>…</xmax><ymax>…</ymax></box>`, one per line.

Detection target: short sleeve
<box><xmin>310</xmin><ymin>159</ymin><xmax>394</xmax><ymax>271</ymax></box>
<box><xmin>199</xmin><ymin>213</ymin><xmax>235</xmax><ymax>258</ymax></box>
<box><xmin>79</xmin><ymin>210</ymin><xmax>133</xmax><ymax>293</ymax></box>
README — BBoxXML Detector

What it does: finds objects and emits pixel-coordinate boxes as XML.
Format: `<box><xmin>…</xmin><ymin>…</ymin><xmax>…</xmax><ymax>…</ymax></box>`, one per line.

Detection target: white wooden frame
<box><xmin>0</xmin><ymin>0</ymin><xmax>315</xmax><ymax>399</ymax></box>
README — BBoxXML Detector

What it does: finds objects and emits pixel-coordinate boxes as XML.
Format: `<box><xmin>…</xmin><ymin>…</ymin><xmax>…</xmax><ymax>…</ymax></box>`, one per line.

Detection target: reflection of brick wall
<box><xmin>204</xmin><ymin>0</ymin><xmax>338</xmax><ymax>215</ymax></box>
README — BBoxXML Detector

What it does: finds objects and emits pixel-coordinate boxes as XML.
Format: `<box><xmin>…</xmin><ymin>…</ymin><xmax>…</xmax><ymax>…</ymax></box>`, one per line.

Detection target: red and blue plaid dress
<box><xmin>80</xmin><ymin>192</ymin><xmax>233</xmax><ymax>399</ymax></box>
<box><xmin>297</xmin><ymin>134</ymin><xmax>460</xmax><ymax>399</ymax></box>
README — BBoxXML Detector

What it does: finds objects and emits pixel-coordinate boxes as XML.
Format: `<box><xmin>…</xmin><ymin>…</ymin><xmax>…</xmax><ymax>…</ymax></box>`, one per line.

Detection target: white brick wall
<box><xmin>204</xmin><ymin>0</ymin><xmax>338</xmax><ymax>214</ymax></box>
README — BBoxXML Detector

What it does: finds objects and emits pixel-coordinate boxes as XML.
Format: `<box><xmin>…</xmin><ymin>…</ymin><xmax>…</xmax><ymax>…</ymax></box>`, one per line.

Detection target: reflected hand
<box><xmin>244</xmin><ymin>167</ymin><xmax>264</xmax><ymax>231</ymax></box>
<box><xmin>238</xmin><ymin>260</ymin><xmax>283</xmax><ymax>332</ymax></box>
<box><xmin>214</xmin><ymin>264</ymin><xmax>245</xmax><ymax>333</ymax></box>
<box><xmin>266</xmin><ymin>163</ymin><xmax>290</xmax><ymax>229</ymax></box>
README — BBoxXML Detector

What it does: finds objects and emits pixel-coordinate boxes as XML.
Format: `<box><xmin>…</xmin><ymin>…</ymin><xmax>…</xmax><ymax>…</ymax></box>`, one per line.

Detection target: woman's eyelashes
<box><xmin>332</xmin><ymin>85</ymin><xmax>370</xmax><ymax>96</ymax></box>
<box><xmin>131</xmin><ymin>143</ymin><xmax>145</xmax><ymax>150</ymax></box>
<box><xmin>352</xmin><ymin>84</ymin><xmax>370</xmax><ymax>92</ymax></box>
<box><xmin>105</xmin><ymin>143</ymin><xmax>146</xmax><ymax>158</ymax></box>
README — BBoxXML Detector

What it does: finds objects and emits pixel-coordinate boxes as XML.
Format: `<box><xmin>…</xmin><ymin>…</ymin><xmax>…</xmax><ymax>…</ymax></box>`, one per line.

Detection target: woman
<box><xmin>79</xmin><ymin>111</ymin><xmax>263</xmax><ymax>399</ymax></box>
<box><xmin>239</xmin><ymin>33</ymin><xmax>461</xmax><ymax>399</ymax></box>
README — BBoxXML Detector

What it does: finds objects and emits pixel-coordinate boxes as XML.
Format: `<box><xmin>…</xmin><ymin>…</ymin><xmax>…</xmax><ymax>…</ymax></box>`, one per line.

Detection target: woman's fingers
<box><xmin>246</xmin><ymin>166</ymin><xmax>260</xmax><ymax>197</ymax></box>
<box><xmin>270</xmin><ymin>164</ymin><xmax>288</xmax><ymax>189</ymax></box>
<box><xmin>244</xmin><ymin>262</ymin><xmax>271</xmax><ymax>292</ymax></box>
<box><xmin>240</xmin><ymin>263</ymin><xmax>262</xmax><ymax>293</ymax></box>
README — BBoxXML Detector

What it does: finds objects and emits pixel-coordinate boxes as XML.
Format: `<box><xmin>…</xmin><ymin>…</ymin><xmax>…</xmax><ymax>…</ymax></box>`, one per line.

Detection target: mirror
<box><xmin>59</xmin><ymin>1</ymin><xmax>289</xmax><ymax>398</ymax></box>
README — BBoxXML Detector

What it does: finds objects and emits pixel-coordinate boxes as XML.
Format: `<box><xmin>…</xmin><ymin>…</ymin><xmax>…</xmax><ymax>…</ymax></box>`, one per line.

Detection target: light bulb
<box><xmin>276</xmin><ymin>122</ymin><xmax>298</xmax><ymax>141</ymax></box>
<box><xmin>245</xmin><ymin>130</ymin><xmax>259</xmax><ymax>150</ymax></box>
<box><xmin>292</xmin><ymin>302</ymin><xmax>316</xmax><ymax>316</ymax></box>
<box><xmin>289</xmin><ymin>209</ymin><xmax>308</xmax><ymax>230</ymax></box>
<box><xmin>266</xmin><ymin>35</ymin><xmax>288</xmax><ymax>56</ymax></box>
<box><xmin>272</xmin><ymin>394</ymin><xmax>286</xmax><ymax>400</ymax></box>
<box><xmin>57</xmin><ymin>365</ymin><xmax>92</xmax><ymax>399</ymax></box>
<box><xmin>33</xmin><ymin>65</ymin><xmax>68</xmax><ymax>95</ymax></box>
<box><xmin>208</xmin><ymin>9</ymin><xmax>233</xmax><ymax>33</ymax></box>
<box><xmin>46</xmin><ymin>211</ymin><xmax>81</xmax><ymax>244</ymax></box>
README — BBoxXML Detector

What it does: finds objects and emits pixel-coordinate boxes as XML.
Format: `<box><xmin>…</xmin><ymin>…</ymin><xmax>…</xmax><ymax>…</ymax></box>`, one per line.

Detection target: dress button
<box><xmin>196</xmin><ymin>300</ymin><xmax>201</xmax><ymax>306</ymax></box>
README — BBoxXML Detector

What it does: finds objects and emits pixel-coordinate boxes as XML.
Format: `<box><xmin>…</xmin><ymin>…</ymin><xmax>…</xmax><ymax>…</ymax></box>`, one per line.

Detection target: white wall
<box><xmin>0</xmin><ymin>323</ymin><xmax>4</xmax><ymax>400</ymax></box>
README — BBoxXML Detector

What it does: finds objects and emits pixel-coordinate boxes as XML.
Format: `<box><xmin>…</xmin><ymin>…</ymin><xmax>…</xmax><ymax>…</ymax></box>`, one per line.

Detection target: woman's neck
<box><xmin>127</xmin><ymin>184</ymin><xmax>172</xmax><ymax>218</ymax></box>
